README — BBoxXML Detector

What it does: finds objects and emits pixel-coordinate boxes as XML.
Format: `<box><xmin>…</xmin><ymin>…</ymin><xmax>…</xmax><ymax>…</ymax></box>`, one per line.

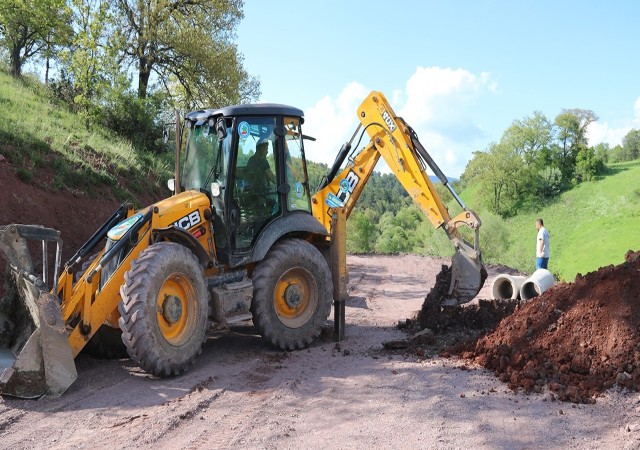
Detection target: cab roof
<box><xmin>186</xmin><ymin>103</ymin><xmax>304</xmax><ymax>122</ymax></box>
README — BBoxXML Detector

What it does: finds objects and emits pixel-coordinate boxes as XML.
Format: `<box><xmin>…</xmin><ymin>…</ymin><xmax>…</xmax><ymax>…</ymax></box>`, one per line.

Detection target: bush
<box><xmin>96</xmin><ymin>91</ymin><xmax>168</xmax><ymax>153</ymax></box>
<box><xmin>575</xmin><ymin>146</ymin><xmax>606</xmax><ymax>182</ymax></box>
<box><xmin>534</xmin><ymin>167</ymin><xmax>563</xmax><ymax>198</ymax></box>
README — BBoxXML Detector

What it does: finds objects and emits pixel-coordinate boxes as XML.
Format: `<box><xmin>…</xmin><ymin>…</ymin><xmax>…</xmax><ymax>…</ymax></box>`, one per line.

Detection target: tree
<box><xmin>347</xmin><ymin>210</ymin><xmax>377</xmax><ymax>253</ymax></box>
<box><xmin>554</xmin><ymin>109</ymin><xmax>598</xmax><ymax>183</ymax></box>
<box><xmin>59</xmin><ymin>0</ymin><xmax>121</xmax><ymax>114</ymax></box>
<box><xmin>593</xmin><ymin>142</ymin><xmax>610</xmax><ymax>164</ymax></box>
<box><xmin>501</xmin><ymin>111</ymin><xmax>553</xmax><ymax>167</ymax></box>
<box><xmin>115</xmin><ymin>0</ymin><xmax>259</xmax><ymax>107</ymax></box>
<box><xmin>0</xmin><ymin>0</ymin><xmax>71</xmax><ymax>77</ymax></box>
<box><xmin>461</xmin><ymin>142</ymin><xmax>524</xmax><ymax>217</ymax></box>
<box><xmin>575</xmin><ymin>146</ymin><xmax>605</xmax><ymax>181</ymax></box>
<box><xmin>622</xmin><ymin>129</ymin><xmax>640</xmax><ymax>161</ymax></box>
<box><xmin>609</xmin><ymin>144</ymin><xmax>628</xmax><ymax>163</ymax></box>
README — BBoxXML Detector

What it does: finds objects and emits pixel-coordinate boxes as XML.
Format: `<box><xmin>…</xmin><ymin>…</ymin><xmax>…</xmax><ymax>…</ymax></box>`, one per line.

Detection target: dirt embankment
<box><xmin>408</xmin><ymin>250</ymin><xmax>640</xmax><ymax>404</ymax></box>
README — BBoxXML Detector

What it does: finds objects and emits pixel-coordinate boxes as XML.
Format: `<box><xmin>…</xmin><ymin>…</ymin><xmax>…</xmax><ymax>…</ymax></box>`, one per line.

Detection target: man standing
<box><xmin>535</xmin><ymin>218</ymin><xmax>550</xmax><ymax>269</ymax></box>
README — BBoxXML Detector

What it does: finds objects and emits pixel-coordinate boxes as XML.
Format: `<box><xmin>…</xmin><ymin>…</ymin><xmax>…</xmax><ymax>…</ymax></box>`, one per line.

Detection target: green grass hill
<box><xmin>0</xmin><ymin>71</ymin><xmax>171</xmax><ymax>203</ymax></box>
<box><xmin>464</xmin><ymin>160</ymin><xmax>640</xmax><ymax>281</ymax></box>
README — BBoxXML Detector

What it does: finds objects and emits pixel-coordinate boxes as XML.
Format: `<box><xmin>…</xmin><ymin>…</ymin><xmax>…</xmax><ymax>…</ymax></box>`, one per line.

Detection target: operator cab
<box><xmin>181</xmin><ymin>104</ymin><xmax>313</xmax><ymax>265</ymax></box>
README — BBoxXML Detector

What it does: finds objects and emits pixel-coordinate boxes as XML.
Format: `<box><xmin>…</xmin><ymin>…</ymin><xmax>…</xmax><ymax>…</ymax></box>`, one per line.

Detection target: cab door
<box><xmin>228</xmin><ymin>116</ymin><xmax>281</xmax><ymax>252</ymax></box>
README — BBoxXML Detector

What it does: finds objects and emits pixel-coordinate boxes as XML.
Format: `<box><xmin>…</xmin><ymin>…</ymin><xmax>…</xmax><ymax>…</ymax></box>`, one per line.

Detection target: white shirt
<box><xmin>537</xmin><ymin>226</ymin><xmax>550</xmax><ymax>258</ymax></box>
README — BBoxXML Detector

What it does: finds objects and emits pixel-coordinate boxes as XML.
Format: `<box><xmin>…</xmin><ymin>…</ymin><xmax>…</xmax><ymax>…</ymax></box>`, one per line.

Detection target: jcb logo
<box><xmin>173</xmin><ymin>210</ymin><xmax>202</xmax><ymax>230</ymax></box>
<box><xmin>337</xmin><ymin>171</ymin><xmax>360</xmax><ymax>204</ymax></box>
<box><xmin>382</xmin><ymin>109</ymin><xmax>396</xmax><ymax>133</ymax></box>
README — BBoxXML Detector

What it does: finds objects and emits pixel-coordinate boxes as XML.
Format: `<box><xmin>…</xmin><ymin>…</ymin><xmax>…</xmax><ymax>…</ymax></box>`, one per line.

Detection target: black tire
<box><xmin>251</xmin><ymin>238</ymin><xmax>333</xmax><ymax>350</ymax></box>
<box><xmin>118</xmin><ymin>242</ymin><xmax>210</xmax><ymax>377</ymax></box>
<box><xmin>82</xmin><ymin>324</ymin><xmax>128</xmax><ymax>359</ymax></box>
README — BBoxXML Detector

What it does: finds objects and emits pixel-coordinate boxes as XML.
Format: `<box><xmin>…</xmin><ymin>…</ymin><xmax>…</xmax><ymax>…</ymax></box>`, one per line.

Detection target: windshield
<box><xmin>182</xmin><ymin>122</ymin><xmax>221</xmax><ymax>190</ymax></box>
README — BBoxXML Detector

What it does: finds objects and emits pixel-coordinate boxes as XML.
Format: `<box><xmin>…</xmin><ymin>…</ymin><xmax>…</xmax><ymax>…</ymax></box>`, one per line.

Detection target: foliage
<box><xmin>575</xmin><ymin>145</ymin><xmax>605</xmax><ymax>182</ymax></box>
<box><xmin>462</xmin><ymin>142</ymin><xmax>524</xmax><ymax>217</ymax></box>
<box><xmin>501</xmin><ymin>111</ymin><xmax>553</xmax><ymax>167</ymax></box>
<box><xmin>97</xmin><ymin>90</ymin><xmax>168</xmax><ymax>153</ymax></box>
<box><xmin>356</xmin><ymin>172</ymin><xmax>412</xmax><ymax>217</ymax></box>
<box><xmin>306</xmin><ymin>160</ymin><xmax>328</xmax><ymax>193</ymax></box>
<box><xmin>621</xmin><ymin>129</ymin><xmax>640</xmax><ymax>161</ymax></box>
<box><xmin>0</xmin><ymin>0</ymin><xmax>72</xmax><ymax>76</ymax></box>
<box><xmin>461</xmin><ymin>108</ymin><xmax>606</xmax><ymax>217</ymax></box>
<box><xmin>114</xmin><ymin>0</ymin><xmax>259</xmax><ymax>108</ymax></box>
<box><xmin>58</xmin><ymin>0</ymin><xmax>122</xmax><ymax>115</ymax></box>
<box><xmin>554</xmin><ymin>108</ymin><xmax>598</xmax><ymax>183</ymax></box>
<box><xmin>492</xmin><ymin>159</ymin><xmax>640</xmax><ymax>281</ymax></box>
<box><xmin>0</xmin><ymin>68</ymin><xmax>172</xmax><ymax>197</ymax></box>
<box><xmin>532</xmin><ymin>166</ymin><xmax>563</xmax><ymax>198</ymax></box>
<box><xmin>475</xmin><ymin>211</ymin><xmax>510</xmax><ymax>262</ymax></box>
<box><xmin>346</xmin><ymin>210</ymin><xmax>377</xmax><ymax>253</ymax></box>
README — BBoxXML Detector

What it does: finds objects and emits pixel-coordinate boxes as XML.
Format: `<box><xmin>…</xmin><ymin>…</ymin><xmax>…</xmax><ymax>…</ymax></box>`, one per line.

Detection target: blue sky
<box><xmin>237</xmin><ymin>1</ymin><xmax>640</xmax><ymax>177</ymax></box>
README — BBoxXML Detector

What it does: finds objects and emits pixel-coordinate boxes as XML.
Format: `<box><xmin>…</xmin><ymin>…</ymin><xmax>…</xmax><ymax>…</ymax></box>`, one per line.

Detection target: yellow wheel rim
<box><xmin>273</xmin><ymin>267</ymin><xmax>317</xmax><ymax>328</ymax></box>
<box><xmin>156</xmin><ymin>273</ymin><xmax>197</xmax><ymax>345</ymax></box>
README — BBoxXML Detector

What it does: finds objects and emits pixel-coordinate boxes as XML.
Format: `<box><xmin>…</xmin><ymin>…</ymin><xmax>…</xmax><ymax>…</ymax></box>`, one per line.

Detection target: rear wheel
<box><xmin>118</xmin><ymin>242</ymin><xmax>210</xmax><ymax>377</ymax></box>
<box><xmin>251</xmin><ymin>239</ymin><xmax>332</xmax><ymax>350</ymax></box>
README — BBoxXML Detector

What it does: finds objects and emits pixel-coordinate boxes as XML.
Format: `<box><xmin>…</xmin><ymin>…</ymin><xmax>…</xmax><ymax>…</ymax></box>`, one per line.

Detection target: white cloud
<box><xmin>303</xmin><ymin>82</ymin><xmax>369</xmax><ymax>167</ymax></box>
<box><xmin>400</xmin><ymin>67</ymin><xmax>491</xmax><ymax>125</ymax></box>
<box><xmin>586</xmin><ymin>96</ymin><xmax>640</xmax><ymax>148</ymax></box>
<box><xmin>302</xmin><ymin>67</ymin><xmax>495</xmax><ymax>177</ymax></box>
<box><xmin>396</xmin><ymin>66</ymin><xmax>494</xmax><ymax>176</ymax></box>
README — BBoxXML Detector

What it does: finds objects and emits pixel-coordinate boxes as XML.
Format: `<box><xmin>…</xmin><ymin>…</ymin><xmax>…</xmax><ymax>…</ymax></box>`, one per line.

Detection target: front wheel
<box><xmin>118</xmin><ymin>242</ymin><xmax>210</xmax><ymax>377</ymax></box>
<box><xmin>251</xmin><ymin>238</ymin><xmax>333</xmax><ymax>350</ymax></box>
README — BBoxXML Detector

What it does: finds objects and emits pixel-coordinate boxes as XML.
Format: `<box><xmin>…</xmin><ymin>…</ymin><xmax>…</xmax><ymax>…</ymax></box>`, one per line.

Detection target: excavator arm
<box><xmin>312</xmin><ymin>91</ymin><xmax>485</xmax><ymax>305</ymax></box>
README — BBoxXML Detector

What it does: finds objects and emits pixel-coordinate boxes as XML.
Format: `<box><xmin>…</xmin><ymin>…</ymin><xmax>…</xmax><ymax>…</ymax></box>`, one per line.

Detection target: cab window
<box><xmin>182</xmin><ymin>121</ymin><xmax>220</xmax><ymax>191</ymax></box>
<box><xmin>283</xmin><ymin>117</ymin><xmax>311</xmax><ymax>212</ymax></box>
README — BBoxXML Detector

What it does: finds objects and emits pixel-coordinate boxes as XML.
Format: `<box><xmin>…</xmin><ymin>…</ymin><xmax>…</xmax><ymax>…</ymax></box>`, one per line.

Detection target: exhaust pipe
<box><xmin>0</xmin><ymin>225</ymin><xmax>77</xmax><ymax>398</ymax></box>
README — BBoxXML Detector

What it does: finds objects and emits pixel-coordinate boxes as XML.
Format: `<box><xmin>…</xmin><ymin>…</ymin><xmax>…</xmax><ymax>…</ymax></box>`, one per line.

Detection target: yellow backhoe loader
<box><xmin>0</xmin><ymin>91</ymin><xmax>484</xmax><ymax>398</ymax></box>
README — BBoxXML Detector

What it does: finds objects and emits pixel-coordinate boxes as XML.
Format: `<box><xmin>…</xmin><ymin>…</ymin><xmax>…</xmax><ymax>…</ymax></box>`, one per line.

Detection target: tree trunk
<box><xmin>138</xmin><ymin>66</ymin><xmax>150</xmax><ymax>99</ymax></box>
<box><xmin>45</xmin><ymin>56</ymin><xmax>50</xmax><ymax>85</ymax></box>
<box><xmin>44</xmin><ymin>34</ymin><xmax>51</xmax><ymax>85</ymax></box>
<box><xmin>10</xmin><ymin>46</ymin><xmax>22</xmax><ymax>77</ymax></box>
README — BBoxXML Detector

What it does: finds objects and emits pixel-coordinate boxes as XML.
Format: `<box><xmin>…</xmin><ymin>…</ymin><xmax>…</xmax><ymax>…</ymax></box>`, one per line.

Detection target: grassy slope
<box><xmin>0</xmin><ymin>71</ymin><xmax>171</xmax><ymax>201</ymax></box>
<box><xmin>462</xmin><ymin>161</ymin><xmax>640</xmax><ymax>281</ymax></box>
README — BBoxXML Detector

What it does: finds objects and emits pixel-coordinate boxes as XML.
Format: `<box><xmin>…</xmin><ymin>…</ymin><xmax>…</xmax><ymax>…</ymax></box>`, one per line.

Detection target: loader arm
<box><xmin>312</xmin><ymin>91</ymin><xmax>485</xmax><ymax>304</ymax></box>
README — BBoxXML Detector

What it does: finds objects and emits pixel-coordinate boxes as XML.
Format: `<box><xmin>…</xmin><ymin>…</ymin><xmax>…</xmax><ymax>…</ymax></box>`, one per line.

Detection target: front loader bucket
<box><xmin>0</xmin><ymin>225</ymin><xmax>77</xmax><ymax>398</ymax></box>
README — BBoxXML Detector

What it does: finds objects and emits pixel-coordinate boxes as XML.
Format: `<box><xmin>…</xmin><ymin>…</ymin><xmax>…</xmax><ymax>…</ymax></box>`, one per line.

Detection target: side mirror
<box><xmin>210</xmin><ymin>182</ymin><xmax>222</xmax><ymax>197</ymax></box>
<box><xmin>216</xmin><ymin>119</ymin><xmax>227</xmax><ymax>140</ymax></box>
<box><xmin>167</xmin><ymin>178</ymin><xmax>175</xmax><ymax>193</ymax></box>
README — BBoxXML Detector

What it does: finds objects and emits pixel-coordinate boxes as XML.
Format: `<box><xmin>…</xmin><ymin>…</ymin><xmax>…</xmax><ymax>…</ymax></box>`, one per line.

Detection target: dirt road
<box><xmin>1</xmin><ymin>254</ymin><xmax>639</xmax><ymax>449</ymax></box>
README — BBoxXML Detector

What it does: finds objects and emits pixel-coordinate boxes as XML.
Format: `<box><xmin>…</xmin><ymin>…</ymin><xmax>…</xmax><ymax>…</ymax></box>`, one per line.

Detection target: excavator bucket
<box><xmin>0</xmin><ymin>225</ymin><xmax>77</xmax><ymax>398</ymax></box>
<box><xmin>445</xmin><ymin>245</ymin><xmax>487</xmax><ymax>306</ymax></box>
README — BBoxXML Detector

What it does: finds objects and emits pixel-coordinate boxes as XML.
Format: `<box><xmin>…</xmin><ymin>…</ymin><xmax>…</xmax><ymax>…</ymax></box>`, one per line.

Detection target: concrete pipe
<box><xmin>520</xmin><ymin>269</ymin><xmax>556</xmax><ymax>301</ymax></box>
<box><xmin>491</xmin><ymin>274</ymin><xmax>527</xmax><ymax>300</ymax></box>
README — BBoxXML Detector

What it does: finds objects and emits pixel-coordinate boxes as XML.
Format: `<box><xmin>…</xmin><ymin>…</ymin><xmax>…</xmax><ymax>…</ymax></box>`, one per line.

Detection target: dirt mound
<box><xmin>413</xmin><ymin>265</ymin><xmax>517</xmax><ymax>334</ymax></box>
<box><xmin>460</xmin><ymin>250</ymin><xmax>640</xmax><ymax>403</ymax></box>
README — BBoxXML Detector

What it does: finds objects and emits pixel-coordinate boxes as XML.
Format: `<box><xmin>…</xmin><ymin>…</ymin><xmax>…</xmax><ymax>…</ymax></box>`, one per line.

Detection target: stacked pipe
<box><xmin>491</xmin><ymin>269</ymin><xmax>555</xmax><ymax>301</ymax></box>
